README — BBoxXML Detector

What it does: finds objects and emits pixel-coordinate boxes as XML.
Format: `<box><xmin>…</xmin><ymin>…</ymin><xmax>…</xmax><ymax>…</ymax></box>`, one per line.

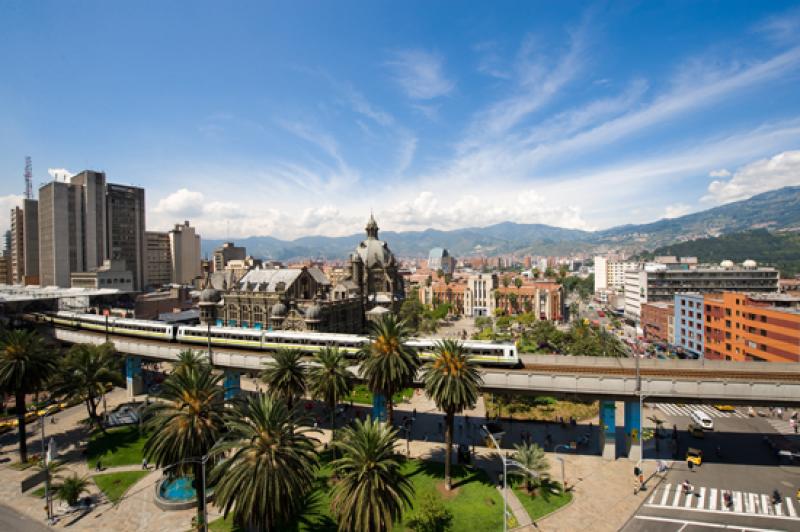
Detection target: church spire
<box><xmin>365</xmin><ymin>213</ymin><xmax>379</xmax><ymax>239</ymax></box>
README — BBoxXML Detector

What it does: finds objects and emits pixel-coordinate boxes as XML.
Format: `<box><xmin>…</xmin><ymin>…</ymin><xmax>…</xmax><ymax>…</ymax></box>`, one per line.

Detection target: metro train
<box><xmin>45</xmin><ymin>311</ymin><xmax>520</xmax><ymax>366</ymax></box>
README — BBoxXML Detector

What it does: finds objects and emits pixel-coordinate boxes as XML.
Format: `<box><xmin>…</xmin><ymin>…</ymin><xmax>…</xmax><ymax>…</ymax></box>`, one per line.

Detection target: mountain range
<box><xmin>201</xmin><ymin>186</ymin><xmax>800</xmax><ymax>261</ymax></box>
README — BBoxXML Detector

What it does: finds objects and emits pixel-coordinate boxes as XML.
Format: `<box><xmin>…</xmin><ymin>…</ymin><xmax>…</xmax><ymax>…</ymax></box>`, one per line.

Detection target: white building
<box><xmin>463</xmin><ymin>273</ymin><xmax>497</xmax><ymax>317</ymax></box>
<box><xmin>169</xmin><ymin>221</ymin><xmax>201</xmax><ymax>285</ymax></box>
<box><xmin>594</xmin><ymin>255</ymin><xmax>638</xmax><ymax>293</ymax></box>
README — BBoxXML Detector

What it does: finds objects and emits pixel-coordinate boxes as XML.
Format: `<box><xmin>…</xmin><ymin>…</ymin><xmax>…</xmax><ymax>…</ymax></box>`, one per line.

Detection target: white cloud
<box><xmin>386</xmin><ymin>49</ymin><xmax>454</xmax><ymax>100</ymax></box>
<box><xmin>154</xmin><ymin>188</ymin><xmax>205</xmax><ymax>217</ymax></box>
<box><xmin>0</xmin><ymin>194</ymin><xmax>24</xmax><ymax>239</ymax></box>
<box><xmin>342</xmin><ymin>85</ymin><xmax>394</xmax><ymax>126</ymax></box>
<box><xmin>663</xmin><ymin>203</ymin><xmax>692</xmax><ymax>219</ymax></box>
<box><xmin>703</xmin><ymin>150</ymin><xmax>800</xmax><ymax>204</ymax></box>
<box><xmin>47</xmin><ymin>168</ymin><xmax>74</xmax><ymax>182</ymax></box>
<box><xmin>709</xmin><ymin>168</ymin><xmax>731</xmax><ymax>178</ymax></box>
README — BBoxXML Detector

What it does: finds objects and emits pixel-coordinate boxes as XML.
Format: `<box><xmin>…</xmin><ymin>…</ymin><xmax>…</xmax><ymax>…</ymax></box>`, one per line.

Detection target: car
<box><xmin>714</xmin><ymin>405</ymin><xmax>735</xmax><ymax>412</ymax></box>
<box><xmin>686</xmin><ymin>447</ymin><xmax>703</xmax><ymax>466</ymax></box>
<box><xmin>690</xmin><ymin>409</ymin><xmax>714</xmax><ymax>430</ymax></box>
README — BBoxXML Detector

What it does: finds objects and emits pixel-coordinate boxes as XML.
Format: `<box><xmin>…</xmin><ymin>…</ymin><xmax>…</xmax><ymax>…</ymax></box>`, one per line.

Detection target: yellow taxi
<box><xmin>686</xmin><ymin>447</ymin><xmax>703</xmax><ymax>466</ymax></box>
<box><xmin>714</xmin><ymin>405</ymin><xmax>735</xmax><ymax>412</ymax></box>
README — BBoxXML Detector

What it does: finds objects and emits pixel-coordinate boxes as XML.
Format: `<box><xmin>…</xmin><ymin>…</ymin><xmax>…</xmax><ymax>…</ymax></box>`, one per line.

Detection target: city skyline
<box><xmin>2</xmin><ymin>2</ymin><xmax>800</xmax><ymax>240</ymax></box>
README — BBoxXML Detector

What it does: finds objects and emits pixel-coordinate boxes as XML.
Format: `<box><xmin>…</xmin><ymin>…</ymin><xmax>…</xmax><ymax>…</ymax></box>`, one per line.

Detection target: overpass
<box><xmin>52</xmin><ymin>327</ymin><xmax>800</xmax><ymax>461</ymax></box>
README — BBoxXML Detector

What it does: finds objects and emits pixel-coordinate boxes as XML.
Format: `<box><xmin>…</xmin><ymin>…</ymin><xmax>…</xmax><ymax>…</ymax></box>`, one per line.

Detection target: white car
<box><xmin>690</xmin><ymin>410</ymin><xmax>714</xmax><ymax>431</ymax></box>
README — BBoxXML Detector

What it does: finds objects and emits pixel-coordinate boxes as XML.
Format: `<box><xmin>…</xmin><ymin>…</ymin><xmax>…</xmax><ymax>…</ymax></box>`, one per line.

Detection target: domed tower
<box><xmin>199</xmin><ymin>273</ymin><xmax>223</xmax><ymax>326</ymax></box>
<box><xmin>365</xmin><ymin>213</ymin><xmax>380</xmax><ymax>239</ymax></box>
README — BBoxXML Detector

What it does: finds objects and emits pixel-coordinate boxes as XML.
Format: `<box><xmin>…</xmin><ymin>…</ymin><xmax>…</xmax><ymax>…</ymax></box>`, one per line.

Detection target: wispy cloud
<box><xmin>386</xmin><ymin>49</ymin><xmax>454</xmax><ymax>100</ymax></box>
<box><xmin>340</xmin><ymin>84</ymin><xmax>394</xmax><ymax>126</ymax></box>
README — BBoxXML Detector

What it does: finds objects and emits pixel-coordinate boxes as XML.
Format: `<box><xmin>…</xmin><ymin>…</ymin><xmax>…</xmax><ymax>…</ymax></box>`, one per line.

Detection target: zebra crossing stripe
<box><xmin>787</xmin><ymin>497</ymin><xmax>797</xmax><ymax>517</ymax></box>
<box><xmin>734</xmin><ymin>492</ymin><xmax>743</xmax><ymax>513</ymax></box>
<box><xmin>761</xmin><ymin>494</ymin><xmax>772</xmax><ymax>515</ymax></box>
<box><xmin>684</xmin><ymin>491</ymin><xmax>695</xmax><ymax>509</ymax></box>
<box><xmin>660</xmin><ymin>484</ymin><xmax>671</xmax><ymax>506</ymax></box>
<box><xmin>673</xmin><ymin>486</ymin><xmax>683</xmax><ymax>507</ymax></box>
<box><xmin>697</xmin><ymin>487</ymin><xmax>706</xmax><ymax>509</ymax></box>
<box><xmin>775</xmin><ymin>502</ymin><xmax>782</xmax><ymax>516</ymax></box>
<box><xmin>708</xmin><ymin>488</ymin><xmax>717</xmax><ymax>511</ymax></box>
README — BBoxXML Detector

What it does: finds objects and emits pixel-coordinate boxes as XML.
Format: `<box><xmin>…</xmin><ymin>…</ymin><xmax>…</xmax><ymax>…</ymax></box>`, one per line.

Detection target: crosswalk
<box><xmin>766</xmin><ymin>418</ymin><xmax>799</xmax><ymax>435</ymax></box>
<box><xmin>653</xmin><ymin>403</ymin><xmax>749</xmax><ymax>419</ymax></box>
<box><xmin>647</xmin><ymin>483</ymin><xmax>799</xmax><ymax>520</ymax></box>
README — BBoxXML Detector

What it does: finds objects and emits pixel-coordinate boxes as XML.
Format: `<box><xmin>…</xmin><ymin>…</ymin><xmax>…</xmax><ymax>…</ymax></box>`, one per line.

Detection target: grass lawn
<box><xmin>485</xmin><ymin>394</ymin><xmax>598</xmax><ymax>422</ymax></box>
<box><xmin>29</xmin><ymin>486</ymin><xmax>47</xmax><ymax>498</ymax></box>
<box><xmin>512</xmin><ymin>480</ymin><xmax>572</xmax><ymax>520</ymax></box>
<box><xmin>346</xmin><ymin>384</ymin><xmax>414</xmax><ymax>406</ymax></box>
<box><xmin>93</xmin><ymin>471</ymin><xmax>150</xmax><ymax>504</ymax></box>
<box><xmin>87</xmin><ymin>426</ymin><xmax>149</xmax><ymax>468</ymax></box>
<box><xmin>209</xmin><ymin>458</ymin><xmax>503</xmax><ymax>532</ymax></box>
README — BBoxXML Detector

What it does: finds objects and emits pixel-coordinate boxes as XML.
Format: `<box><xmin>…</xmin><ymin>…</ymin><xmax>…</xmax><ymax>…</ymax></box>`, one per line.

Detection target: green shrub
<box><xmin>407</xmin><ymin>497</ymin><xmax>454</xmax><ymax>532</ymax></box>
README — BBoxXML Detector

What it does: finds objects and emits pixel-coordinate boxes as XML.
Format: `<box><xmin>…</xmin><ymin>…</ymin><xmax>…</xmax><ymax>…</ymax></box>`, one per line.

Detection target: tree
<box><xmin>502</xmin><ymin>275</ymin><xmax>511</xmax><ymax>288</ymax></box>
<box><xmin>514</xmin><ymin>277</ymin><xmax>523</xmax><ymax>289</ymax></box>
<box><xmin>399</xmin><ymin>295</ymin><xmax>425</xmax><ymax>332</ymax></box>
<box><xmin>360</xmin><ymin>315</ymin><xmax>419</xmax><ymax>424</ymax></box>
<box><xmin>307</xmin><ymin>347</ymin><xmax>352</xmax><ymax>452</ymax></box>
<box><xmin>211</xmin><ymin>394</ymin><xmax>318</xmax><ymax>531</ymax></box>
<box><xmin>407</xmin><ymin>497</ymin><xmax>453</xmax><ymax>532</ymax></box>
<box><xmin>532</xmin><ymin>267</ymin><xmax>540</xmax><ymax>278</ymax></box>
<box><xmin>330</xmin><ymin>417</ymin><xmax>413</xmax><ymax>532</ymax></box>
<box><xmin>51</xmin><ymin>343</ymin><xmax>125</xmax><ymax>433</ymax></box>
<box><xmin>54</xmin><ymin>473</ymin><xmax>90</xmax><ymax>507</ymax></box>
<box><xmin>173</xmin><ymin>349</ymin><xmax>209</xmax><ymax>375</ymax></box>
<box><xmin>144</xmin><ymin>366</ymin><xmax>225</xmax><ymax>529</ymax></box>
<box><xmin>421</xmin><ymin>340</ymin><xmax>482</xmax><ymax>490</ymax></box>
<box><xmin>544</xmin><ymin>267</ymin><xmax>556</xmax><ymax>279</ymax></box>
<box><xmin>261</xmin><ymin>349</ymin><xmax>306</xmax><ymax>410</ymax></box>
<box><xmin>511</xmin><ymin>442</ymin><xmax>549</xmax><ymax>493</ymax></box>
<box><xmin>0</xmin><ymin>330</ymin><xmax>57</xmax><ymax>462</ymax></box>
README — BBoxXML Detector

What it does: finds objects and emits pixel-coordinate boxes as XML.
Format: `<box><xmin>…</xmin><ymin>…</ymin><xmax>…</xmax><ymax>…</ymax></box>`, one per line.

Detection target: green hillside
<box><xmin>642</xmin><ymin>229</ymin><xmax>800</xmax><ymax>277</ymax></box>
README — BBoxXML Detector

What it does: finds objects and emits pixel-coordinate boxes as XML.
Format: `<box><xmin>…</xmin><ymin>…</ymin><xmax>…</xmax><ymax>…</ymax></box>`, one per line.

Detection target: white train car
<box><xmin>407</xmin><ymin>338</ymin><xmax>518</xmax><ymax>366</ymax></box>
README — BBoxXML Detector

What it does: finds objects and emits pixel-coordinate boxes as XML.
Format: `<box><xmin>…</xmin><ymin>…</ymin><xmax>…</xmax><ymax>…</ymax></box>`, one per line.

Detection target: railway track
<box><xmin>520</xmin><ymin>363</ymin><xmax>800</xmax><ymax>381</ymax></box>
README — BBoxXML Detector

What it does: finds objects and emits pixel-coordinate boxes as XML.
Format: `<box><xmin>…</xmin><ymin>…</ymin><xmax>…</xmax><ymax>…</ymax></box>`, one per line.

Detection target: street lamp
<box><xmin>164</xmin><ymin>455</ymin><xmax>211</xmax><ymax>532</ymax></box>
<box><xmin>553</xmin><ymin>443</ymin><xmax>573</xmax><ymax>490</ymax></box>
<box><xmin>482</xmin><ymin>425</ymin><xmax>539</xmax><ymax>532</ymax></box>
<box><xmin>40</xmin><ymin>413</ymin><xmax>54</xmax><ymax>525</ymax></box>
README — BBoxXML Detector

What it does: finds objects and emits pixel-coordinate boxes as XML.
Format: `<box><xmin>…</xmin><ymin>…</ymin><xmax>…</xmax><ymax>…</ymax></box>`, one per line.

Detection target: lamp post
<box><xmin>553</xmin><ymin>443</ymin><xmax>573</xmax><ymax>490</ymax></box>
<box><xmin>40</xmin><ymin>413</ymin><xmax>53</xmax><ymax>524</ymax></box>
<box><xmin>482</xmin><ymin>425</ymin><xmax>539</xmax><ymax>532</ymax></box>
<box><xmin>165</xmin><ymin>455</ymin><xmax>210</xmax><ymax>532</ymax></box>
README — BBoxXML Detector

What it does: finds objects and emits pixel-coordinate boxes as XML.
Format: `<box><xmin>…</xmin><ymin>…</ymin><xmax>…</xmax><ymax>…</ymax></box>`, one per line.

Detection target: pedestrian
<box><xmin>96</xmin><ymin>459</ymin><xmax>102</xmax><ymax>472</ymax></box>
<box><xmin>142</xmin><ymin>458</ymin><xmax>148</xmax><ymax>470</ymax></box>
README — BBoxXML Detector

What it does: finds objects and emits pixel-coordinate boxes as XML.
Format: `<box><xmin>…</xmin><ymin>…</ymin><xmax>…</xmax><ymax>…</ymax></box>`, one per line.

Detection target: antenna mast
<box><xmin>24</xmin><ymin>156</ymin><xmax>33</xmax><ymax>199</ymax></box>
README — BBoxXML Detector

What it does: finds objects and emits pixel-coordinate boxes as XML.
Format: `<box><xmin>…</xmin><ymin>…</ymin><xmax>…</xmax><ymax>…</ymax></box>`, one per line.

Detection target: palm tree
<box><xmin>510</xmin><ymin>442</ymin><xmax>549</xmax><ymax>493</ymax></box>
<box><xmin>261</xmin><ymin>349</ymin><xmax>306</xmax><ymax>409</ymax></box>
<box><xmin>331</xmin><ymin>417</ymin><xmax>413</xmax><ymax>532</ymax></box>
<box><xmin>50</xmin><ymin>343</ymin><xmax>124</xmax><ymax>433</ymax></box>
<box><xmin>360</xmin><ymin>314</ymin><xmax>419</xmax><ymax>424</ymax></box>
<box><xmin>0</xmin><ymin>330</ymin><xmax>57</xmax><ymax>462</ymax></box>
<box><xmin>144</xmin><ymin>366</ymin><xmax>225</xmax><ymax>529</ymax></box>
<box><xmin>173</xmin><ymin>349</ymin><xmax>209</xmax><ymax>375</ymax></box>
<box><xmin>55</xmin><ymin>472</ymin><xmax>91</xmax><ymax>507</ymax></box>
<box><xmin>210</xmin><ymin>394</ymin><xmax>318</xmax><ymax>531</ymax></box>
<box><xmin>421</xmin><ymin>339</ymin><xmax>482</xmax><ymax>490</ymax></box>
<box><xmin>307</xmin><ymin>347</ymin><xmax>352</xmax><ymax>451</ymax></box>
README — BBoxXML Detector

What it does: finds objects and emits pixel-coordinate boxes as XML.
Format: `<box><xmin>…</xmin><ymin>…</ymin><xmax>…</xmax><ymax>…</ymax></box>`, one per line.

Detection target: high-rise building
<box><xmin>169</xmin><ymin>221</ymin><xmax>201</xmax><ymax>285</ymax></box>
<box><xmin>594</xmin><ymin>255</ymin><xmax>638</xmax><ymax>292</ymax></box>
<box><xmin>674</xmin><ymin>293</ymin><xmax>705</xmax><ymax>358</ymax></box>
<box><xmin>145</xmin><ymin>231</ymin><xmax>173</xmax><ymax>288</ymax></box>
<box><xmin>69</xmin><ymin>170</ymin><xmax>107</xmax><ymax>270</ymax></box>
<box><xmin>9</xmin><ymin>200</ymin><xmax>37</xmax><ymax>285</ymax></box>
<box><xmin>213</xmin><ymin>242</ymin><xmax>246</xmax><ymax>272</ymax></box>
<box><xmin>623</xmin><ymin>260</ymin><xmax>779</xmax><ymax>321</ymax></box>
<box><xmin>0</xmin><ymin>255</ymin><xmax>10</xmax><ymax>284</ymax></box>
<box><xmin>39</xmin><ymin>180</ymin><xmax>82</xmax><ymax>287</ymax></box>
<box><xmin>106</xmin><ymin>183</ymin><xmax>146</xmax><ymax>290</ymax></box>
<box><xmin>427</xmin><ymin>248</ymin><xmax>456</xmax><ymax>275</ymax></box>
<box><xmin>2</xmin><ymin>229</ymin><xmax>10</xmax><ymax>256</ymax></box>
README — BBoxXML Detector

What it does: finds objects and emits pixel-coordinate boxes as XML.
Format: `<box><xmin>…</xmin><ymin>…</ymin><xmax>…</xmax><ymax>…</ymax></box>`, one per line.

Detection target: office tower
<box><xmin>10</xmin><ymin>199</ymin><xmax>39</xmax><ymax>284</ymax></box>
<box><xmin>212</xmin><ymin>242</ymin><xmax>246</xmax><ymax>272</ymax></box>
<box><xmin>145</xmin><ymin>231</ymin><xmax>173</xmax><ymax>288</ymax></box>
<box><xmin>106</xmin><ymin>183</ymin><xmax>146</xmax><ymax>290</ymax></box>
<box><xmin>169</xmin><ymin>221</ymin><xmax>201</xmax><ymax>284</ymax></box>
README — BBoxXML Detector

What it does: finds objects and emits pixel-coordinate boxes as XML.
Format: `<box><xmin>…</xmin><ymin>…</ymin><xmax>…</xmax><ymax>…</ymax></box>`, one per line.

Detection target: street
<box><xmin>624</xmin><ymin>404</ymin><xmax>800</xmax><ymax>531</ymax></box>
<box><xmin>0</xmin><ymin>503</ymin><xmax>51</xmax><ymax>532</ymax></box>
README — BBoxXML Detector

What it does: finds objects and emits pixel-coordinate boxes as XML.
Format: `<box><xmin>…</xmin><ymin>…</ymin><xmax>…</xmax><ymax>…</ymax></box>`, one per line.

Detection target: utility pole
<box><xmin>40</xmin><ymin>414</ymin><xmax>52</xmax><ymax>524</ymax></box>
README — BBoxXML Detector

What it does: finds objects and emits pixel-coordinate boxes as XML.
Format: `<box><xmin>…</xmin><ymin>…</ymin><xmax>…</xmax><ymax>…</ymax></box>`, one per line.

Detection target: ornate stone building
<box><xmin>206</xmin><ymin>215</ymin><xmax>403</xmax><ymax>333</ymax></box>
<box><xmin>341</xmin><ymin>214</ymin><xmax>405</xmax><ymax>313</ymax></box>
<box><xmin>211</xmin><ymin>266</ymin><xmax>363</xmax><ymax>333</ymax></box>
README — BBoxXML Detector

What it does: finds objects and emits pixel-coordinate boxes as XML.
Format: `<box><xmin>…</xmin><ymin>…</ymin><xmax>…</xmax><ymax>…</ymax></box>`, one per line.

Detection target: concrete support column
<box><xmin>126</xmin><ymin>355</ymin><xmax>144</xmax><ymax>400</ymax></box>
<box><xmin>224</xmin><ymin>370</ymin><xmax>241</xmax><ymax>401</ymax></box>
<box><xmin>624</xmin><ymin>400</ymin><xmax>642</xmax><ymax>462</ymax></box>
<box><xmin>599</xmin><ymin>400</ymin><xmax>617</xmax><ymax>460</ymax></box>
<box><xmin>372</xmin><ymin>393</ymin><xmax>387</xmax><ymax>422</ymax></box>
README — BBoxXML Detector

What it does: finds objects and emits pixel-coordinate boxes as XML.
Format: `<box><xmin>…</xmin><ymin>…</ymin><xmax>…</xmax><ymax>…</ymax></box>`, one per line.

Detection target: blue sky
<box><xmin>2</xmin><ymin>1</ymin><xmax>800</xmax><ymax>240</ymax></box>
